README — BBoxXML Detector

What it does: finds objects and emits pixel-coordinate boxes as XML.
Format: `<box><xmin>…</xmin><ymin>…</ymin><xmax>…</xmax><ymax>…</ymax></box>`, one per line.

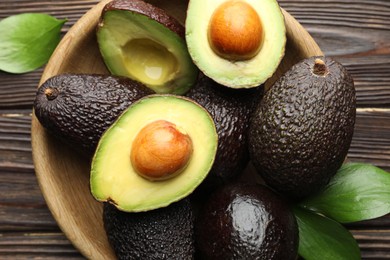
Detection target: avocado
<box><xmin>186</xmin><ymin>75</ymin><xmax>262</xmax><ymax>193</ymax></box>
<box><xmin>104</xmin><ymin>198</ymin><xmax>194</xmax><ymax>260</ymax></box>
<box><xmin>195</xmin><ymin>183</ymin><xmax>298</xmax><ymax>259</ymax></box>
<box><xmin>90</xmin><ymin>94</ymin><xmax>218</xmax><ymax>212</ymax></box>
<box><xmin>97</xmin><ymin>0</ymin><xmax>198</xmax><ymax>94</ymax></box>
<box><xmin>33</xmin><ymin>74</ymin><xmax>154</xmax><ymax>155</ymax></box>
<box><xmin>248</xmin><ymin>56</ymin><xmax>356</xmax><ymax>199</ymax></box>
<box><xmin>185</xmin><ymin>0</ymin><xmax>286</xmax><ymax>88</ymax></box>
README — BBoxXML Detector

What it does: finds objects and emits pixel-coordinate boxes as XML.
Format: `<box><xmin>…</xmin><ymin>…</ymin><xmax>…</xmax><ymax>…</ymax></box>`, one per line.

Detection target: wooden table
<box><xmin>0</xmin><ymin>0</ymin><xmax>389</xmax><ymax>258</ymax></box>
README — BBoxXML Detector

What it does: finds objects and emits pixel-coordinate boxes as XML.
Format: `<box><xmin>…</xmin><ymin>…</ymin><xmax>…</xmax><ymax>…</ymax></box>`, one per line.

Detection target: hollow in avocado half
<box><xmin>185</xmin><ymin>0</ymin><xmax>286</xmax><ymax>88</ymax></box>
<box><xmin>90</xmin><ymin>95</ymin><xmax>218</xmax><ymax>212</ymax></box>
<box><xmin>97</xmin><ymin>0</ymin><xmax>198</xmax><ymax>94</ymax></box>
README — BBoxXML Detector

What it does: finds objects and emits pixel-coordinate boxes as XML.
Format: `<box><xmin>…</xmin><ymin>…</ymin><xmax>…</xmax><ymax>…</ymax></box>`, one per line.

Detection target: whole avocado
<box><xmin>195</xmin><ymin>183</ymin><xmax>298</xmax><ymax>260</ymax></box>
<box><xmin>34</xmin><ymin>74</ymin><xmax>154</xmax><ymax>155</ymax></box>
<box><xmin>248</xmin><ymin>56</ymin><xmax>356</xmax><ymax>199</ymax></box>
<box><xmin>103</xmin><ymin>198</ymin><xmax>194</xmax><ymax>260</ymax></box>
<box><xmin>186</xmin><ymin>75</ymin><xmax>262</xmax><ymax>193</ymax></box>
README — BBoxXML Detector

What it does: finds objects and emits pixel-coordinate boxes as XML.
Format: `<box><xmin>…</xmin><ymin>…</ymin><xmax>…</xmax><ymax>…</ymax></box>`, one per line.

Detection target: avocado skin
<box><xmin>34</xmin><ymin>74</ymin><xmax>154</xmax><ymax>155</ymax></box>
<box><xmin>103</xmin><ymin>198</ymin><xmax>194</xmax><ymax>260</ymax></box>
<box><xmin>248</xmin><ymin>56</ymin><xmax>356</xmax><ymax>199</ymax></box>
<box><xmin>102</xmin><ymin>0</ymin><xmax>184</xmax><ymax>38</ymax></box>
<box><xmin>186</xmin><ymin>75</ymin><xmax>262</xmax><ymax>192</ymax></box>
<box><xmin>195</xmin><ymin>183</ymin><xmax>298</xmax><ymax>260</ymax></box>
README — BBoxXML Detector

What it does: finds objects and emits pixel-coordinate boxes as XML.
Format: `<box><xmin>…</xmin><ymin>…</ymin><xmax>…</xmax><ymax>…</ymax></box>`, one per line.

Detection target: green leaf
<box><xmin>0</xmin><ymin>13</ymin><xmax>66</xmax><ymax>74</ymax></box>
<box><xmin>300</xmin><ymin>163</ymin><xmax>390</xmax><ymax>223</ymax></box>
<box><xmin>294</xmin><ymin>207</ymin><xmax>360</xmax><ymax>260</ymax></box>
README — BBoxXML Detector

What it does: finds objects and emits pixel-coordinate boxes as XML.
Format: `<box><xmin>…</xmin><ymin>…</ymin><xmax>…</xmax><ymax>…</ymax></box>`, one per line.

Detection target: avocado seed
<box><xmin>131</xmin><ymin>120</ymin><xmax>193</xmax><ymax>181</ymax></box>
<box><xmin>208</xmin><ymin>0</ymin><xmax>263</xmax><ymax>61</ymax></box>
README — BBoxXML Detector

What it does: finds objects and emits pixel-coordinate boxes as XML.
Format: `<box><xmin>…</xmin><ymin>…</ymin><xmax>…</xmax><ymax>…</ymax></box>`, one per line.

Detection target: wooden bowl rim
<box><xmin>31</xmin><ymin>1</ymin><xmax>323</xmax><ymax>259</ymax></box>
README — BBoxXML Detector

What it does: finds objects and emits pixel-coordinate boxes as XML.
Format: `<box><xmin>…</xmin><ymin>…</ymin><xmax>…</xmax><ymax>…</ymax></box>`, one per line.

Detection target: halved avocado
<box><xmin>90</xmin><ymin>95</ymin><xmax>218</xmax><ymax>212</ymax></box>
<box><xmin>97</xmin><ymin>0</ymin><xmax>198</xmax><ymax>94</ymax></box>
<box><xmin>185</xmin><ymin>0</ymin><xmax>286</xmax><ymax>88</ymax></box>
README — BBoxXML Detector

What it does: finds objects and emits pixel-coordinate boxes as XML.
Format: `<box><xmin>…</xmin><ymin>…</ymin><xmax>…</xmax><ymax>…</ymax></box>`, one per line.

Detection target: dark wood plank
<box><xmin>0</xmin><ymin>114</ymin><xmax>82</xmax><ymax>256</ymax></box>
<box><xmin>352</xmin><ymin>229</ymin><xmax>390</xmax><ymax>259</ymax></box>
<box><xmin>0</xmin><ymin>114</ymin><xmax>57</xmax><ymax>230</ymax></box>
<box><xmin>0</xmin><ymin>114</ymin><xmax>33</xmax><ymax>170</ymax></box>
<box><xmin>0</xmin><ymin>0</ymin><xmax>100</xmax><ymax>22</ymax></box>
<box><xmin>349</xmin><ymin>109</ymin><xmax>390</xmax><ymax>171</ymax></box>
<box><xmin>278</xmin><ymin>0</ymin><xmax>390</xmax><ymax>107</ymax></box>
<box><xmin>0</xmin><ymin>232</ymin><xmax>83</xmax><ymax>259</ymax></box>
<box><xmin>0</xmin><ymin>170</ymin><xmax>57</xmax><ymax>231</ymax></box>
<box><xmin>279</xmin><ymin>0</ymin><xmax>390</xmax><ymax>29</ymax></box>
<box><xmin>0</xmin><ymin>0</ymin><xmax>389</xmax><ymax>258</ymax></box>
<box><xmin>0</xmin><ymin>71</ymin><xmax>42</xmax><ymax>109</ymax></box>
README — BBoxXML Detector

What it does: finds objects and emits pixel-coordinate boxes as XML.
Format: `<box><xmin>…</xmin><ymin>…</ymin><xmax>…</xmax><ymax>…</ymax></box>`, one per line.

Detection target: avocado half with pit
<box><xmin>97</xmin><ymin>0</ymin><xmax>198</xmax><ymax>94</ymax></box>
<box><xmin>90</xmin><ymin>95</ymin><xmax>218</xmax><ymax>212</ymax></box>
<box><xmin>185</xmin><ymin>0</ymin><xmax>286</xmax><ymax>88</ymax></box>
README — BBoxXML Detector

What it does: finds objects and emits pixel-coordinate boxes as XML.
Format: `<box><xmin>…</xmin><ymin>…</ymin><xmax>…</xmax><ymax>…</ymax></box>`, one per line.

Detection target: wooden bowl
<box><xmin>31</xmin><ymin>1</ymin><xmax>323</xmax><ymax>259</ymax></box>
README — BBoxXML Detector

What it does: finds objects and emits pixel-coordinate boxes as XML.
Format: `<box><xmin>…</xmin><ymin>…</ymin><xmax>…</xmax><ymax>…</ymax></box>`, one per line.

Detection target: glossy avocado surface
<box><xmin>33</xmin><ymin>74</ymin><xmax>154</xmax><ymax>155</ymax></box>
<box><xmin>195</xmin><ymin>183</ymin><xmax>298</xmax><ymax>260</ymax></box>
<box><xmin>248</xmin><ymin>56</ymin><xmax>356</xmax><ymax>199</ymax></box>
<box><xmin>104</xmin><ymin>198</ymin><xmax>195</xmax><ymax>260</ymax></box>
<box><xmin>186</xmin><ymin>75</ymin><xmax>262</xmax><ymax>193</ymax></box>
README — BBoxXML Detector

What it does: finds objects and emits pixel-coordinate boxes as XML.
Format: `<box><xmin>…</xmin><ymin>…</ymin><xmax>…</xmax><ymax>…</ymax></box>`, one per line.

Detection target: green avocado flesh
<box><xmin>97</xmin><ymin>8</ymin><xmax>198</xmax><ymax>94</ymax></box>
<box><xmin>185</xmin><ymin>0</ymin><xmax>286</xmax><ymax>88</ymax></box>
<box><xmin>90</xmin><ymin>95</ymin><xmax>218</xmax><ymax>212</ymax></box>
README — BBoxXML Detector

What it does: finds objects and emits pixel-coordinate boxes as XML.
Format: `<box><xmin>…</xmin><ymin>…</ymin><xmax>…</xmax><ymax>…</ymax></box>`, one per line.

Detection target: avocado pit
<box><xmin>131</xmin><ymin>120</ymin><xmax>193</xmax><ymax>181</ymax></box>
<box><xmin>208</xmin><ymin>0</ymin><xmax>263</xmax><ymax>60</ymax></box>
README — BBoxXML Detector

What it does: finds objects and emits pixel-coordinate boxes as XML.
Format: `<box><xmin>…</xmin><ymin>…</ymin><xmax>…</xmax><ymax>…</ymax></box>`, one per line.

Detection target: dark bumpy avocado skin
<box><xmin>102</xmin><ymin>0</ymin><xmax>185</xmax><ymax>38</ymax></box>
<box><xmin>104</xmin><ymin>199</ymin><xmax>194</xmax><ymax>260</ymax></box>
<box><xmin>34</xmin><ymin>74</ymin><xmax>154</xmax><ymax>155</ymax></box>
<box><xmin>186</xmin><ymin>75</ymin><xmax>262</xmax><ymax>192</ymax></box>
<box><xmin>195</xmin><ymin>183</ymin><xmax>298</xmax><ymax>260</ymax></box>
<box><xmin>248</xmin><ymin>56</ymin><xmax>356</xmax><ymax>199</ymax></box>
